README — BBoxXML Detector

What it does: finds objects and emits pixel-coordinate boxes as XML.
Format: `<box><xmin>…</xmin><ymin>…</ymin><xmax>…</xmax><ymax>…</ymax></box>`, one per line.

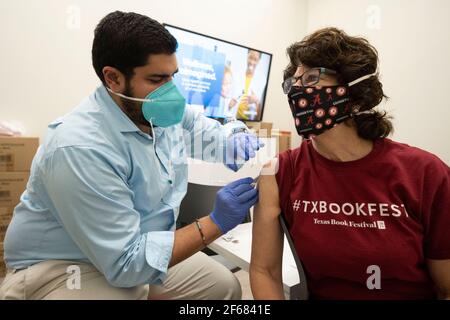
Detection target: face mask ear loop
<box><xmin>149</xmin><ymin>118</ymin><xmax>157</xmax><ymax>151</ymax></box>
<box><xmin>347</xmin><ymin>71</ymin><xmax>378</xmax><ymax>118</ymax></box>
<box><xmin>148</xmin><ymin>118</ymin><xmax>162</xmax><ymax>182</ymax></box>
<box><xmin>349</xmin><ymin>105</ymin><xmax>360</xmax><ymax>118</ymax></box>
<box><xmin>106</xmin><ymin>86</ymin><xmax>153</xmax><ymax>102</ymax></box>
<box><xmin>348</xmin><ymin>71</ymin><xmax>378</xmax><ymax>87</ymax></box>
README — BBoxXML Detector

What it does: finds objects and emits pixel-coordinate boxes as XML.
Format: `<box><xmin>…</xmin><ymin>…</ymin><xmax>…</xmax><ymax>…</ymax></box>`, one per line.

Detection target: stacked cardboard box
<box><xmin>0</xmin><ymin>136</ymin><xmax>39</xmax><ymax>277</ymax></box>
<box><xmin>271</xmin><ymin>129</ymin><xmax>292</xmax><ymax>154</ymax></box>
<box><xmin>245</xmin><ymin>122</ymin><xmax>292</xmax><ymax>154</ymax></box>
<box><xmin>1</xmin><ymin>207</ymin><xmax>19</xmax><ymax>278</ymax></box>
<box><xmin>245</xmin><ymin>121</ymin><xmax>273</xmax><ymax>138</ymax></box>
<box><xmin>0</xmin><ymin>242</ymin><xmax>3</xmax><ymax>278</ymax></box>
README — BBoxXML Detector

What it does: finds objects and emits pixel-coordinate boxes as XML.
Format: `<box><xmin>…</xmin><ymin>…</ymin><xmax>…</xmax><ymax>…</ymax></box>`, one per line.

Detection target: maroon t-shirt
<box><xmin>276</xmin><ymin>138</ymin><xmax>450</xmax><ymax>299</ymax></box>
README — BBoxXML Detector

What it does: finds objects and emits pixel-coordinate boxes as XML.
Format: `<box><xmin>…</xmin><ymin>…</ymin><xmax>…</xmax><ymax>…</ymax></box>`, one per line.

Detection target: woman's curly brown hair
<box><xmin>285</xmin><ymin>27</ymin><xmax>393</xmax><ymax>140</ymax></box>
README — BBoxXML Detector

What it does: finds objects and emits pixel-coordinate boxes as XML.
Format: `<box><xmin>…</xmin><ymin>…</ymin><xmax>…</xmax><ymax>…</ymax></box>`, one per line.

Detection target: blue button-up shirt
<box><xmin>4</xmin><ymin>85</ymin><xmax>229</xmax><ymax>287</ymax></box>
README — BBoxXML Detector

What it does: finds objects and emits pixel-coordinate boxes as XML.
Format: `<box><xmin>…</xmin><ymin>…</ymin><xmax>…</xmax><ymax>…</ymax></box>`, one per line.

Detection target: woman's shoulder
<box><xmin>277</xmin><ymin>140</ymin><xmax>306</xmax><ymax>159</ymax></box>
<box><xmin>276</xmin><ymin>140</ymin><xmax>310</xmax><ymax>169</ymax></box>
<box><xmin>381</xmin><ymin>138</ymin><xmax>449</xmax><ymax>173</ymax></box>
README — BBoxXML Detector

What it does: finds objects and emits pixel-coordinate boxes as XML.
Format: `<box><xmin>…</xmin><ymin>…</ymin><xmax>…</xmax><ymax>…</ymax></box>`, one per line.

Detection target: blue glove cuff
<box><xmin>210</xmin><ymin>211</ymin><xmax>227</xmax><ymax>234</ymax></box>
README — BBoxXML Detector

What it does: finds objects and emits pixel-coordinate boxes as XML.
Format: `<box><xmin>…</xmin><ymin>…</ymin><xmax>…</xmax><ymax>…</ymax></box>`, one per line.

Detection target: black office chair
<box><xmin>279</xmin><ymin>213</ymin><xmax>309</xmax><ymax>300</ymax></box>
<box><xmin>178</xmin><ymin>182</ymin><xmax>251</xmax><ymax>228</ymax></box>
<box><xmin>178</xmin><ymin>182</ymin><xmax>250</xmax><ymax>260</ymax></box>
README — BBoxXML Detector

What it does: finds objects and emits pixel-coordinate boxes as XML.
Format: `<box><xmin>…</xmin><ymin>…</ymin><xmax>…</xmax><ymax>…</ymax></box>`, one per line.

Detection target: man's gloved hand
<box><xmin>210</xmin><ymin>177</ymin><xmax>258</xmax><ymax>234</ymax></box>
<box><xmin>225</xmin><ymin>132</ymin><xmax>264</xmax><ymax>172</ymax></box>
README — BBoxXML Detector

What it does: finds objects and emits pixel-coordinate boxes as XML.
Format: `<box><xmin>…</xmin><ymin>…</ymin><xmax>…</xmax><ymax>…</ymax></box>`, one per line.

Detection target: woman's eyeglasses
<box><xmin>282</xmin><ymin>67</ymin><xmax>337</xmax><ymax>94</ymax></box>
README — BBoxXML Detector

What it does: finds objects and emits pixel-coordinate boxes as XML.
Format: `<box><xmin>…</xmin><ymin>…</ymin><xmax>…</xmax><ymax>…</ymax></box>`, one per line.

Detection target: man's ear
<box><xmin>103</xmin><ymin>66</ymin><xmax>126</xmax><ymax>92</ymax></box>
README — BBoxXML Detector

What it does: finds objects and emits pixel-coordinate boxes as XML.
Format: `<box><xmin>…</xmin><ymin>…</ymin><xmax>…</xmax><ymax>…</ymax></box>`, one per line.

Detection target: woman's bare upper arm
<box><xmin>251</xmin><ymin>159</ymin><xmax>283</xmax><ymax>271</ymax></box>
<box><xmin>427</xmin><ymin>259</ymin><xmax>450</xmax><ymax>299</ymax></box>
<box><xmin>256</xmin><ymin>158</ymin><xmax>281</xmax><ymax>215</ymax></box>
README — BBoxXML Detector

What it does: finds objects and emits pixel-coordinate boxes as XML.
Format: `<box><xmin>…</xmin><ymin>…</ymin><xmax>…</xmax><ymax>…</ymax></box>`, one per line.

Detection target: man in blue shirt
<box><xmin>0</xmin><ymin>11</ymin><xmax>261</xmax><ymax>300</ymax></box>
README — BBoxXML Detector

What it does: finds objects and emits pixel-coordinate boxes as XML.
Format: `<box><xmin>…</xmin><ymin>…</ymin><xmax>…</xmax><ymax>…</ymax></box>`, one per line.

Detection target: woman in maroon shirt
<box><xmin>250</xmin><ymin>27</ymin><xmax>450</xmax><ymax>300</ymax></box>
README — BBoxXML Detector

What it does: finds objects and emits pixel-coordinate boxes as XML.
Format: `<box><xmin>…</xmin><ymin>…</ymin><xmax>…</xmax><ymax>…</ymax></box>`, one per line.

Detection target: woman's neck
<box><xmin>311</xmin><ymin>123</ymin><xmax>374</xmax><ymax>162</ymax></box>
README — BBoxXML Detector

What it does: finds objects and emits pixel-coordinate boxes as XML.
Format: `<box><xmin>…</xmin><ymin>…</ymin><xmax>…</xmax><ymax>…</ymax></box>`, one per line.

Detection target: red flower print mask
<box><xmin>287</xmin><ymin>72</ymin><xmax>377</xmax><ymax>139</ymax></box>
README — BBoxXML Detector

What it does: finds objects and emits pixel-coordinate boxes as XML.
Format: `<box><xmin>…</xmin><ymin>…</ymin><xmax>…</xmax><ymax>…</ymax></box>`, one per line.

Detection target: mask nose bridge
<box><xmin>149</xmin><ymin>80</ymin><xmax>175</xmax><ymax>98</ymax></box>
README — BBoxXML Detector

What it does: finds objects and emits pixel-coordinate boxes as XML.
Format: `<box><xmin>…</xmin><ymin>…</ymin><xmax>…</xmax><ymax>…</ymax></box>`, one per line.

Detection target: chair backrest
<box><xmin>279</xmin><ymin>213</ymin><xmax>309</xmax><ymax>300</ymax></box>
<box><xmin>178</xmin><ymin>183</ymin><xmax>221</xmax><ymax>228</ymax></box>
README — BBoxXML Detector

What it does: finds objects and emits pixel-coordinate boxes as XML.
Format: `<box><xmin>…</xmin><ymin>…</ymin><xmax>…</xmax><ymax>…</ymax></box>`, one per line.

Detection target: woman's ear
<box><xmin>351</xmin><ymin>104</ymin><xmax>361</xmax><ymax>115</ymax></box>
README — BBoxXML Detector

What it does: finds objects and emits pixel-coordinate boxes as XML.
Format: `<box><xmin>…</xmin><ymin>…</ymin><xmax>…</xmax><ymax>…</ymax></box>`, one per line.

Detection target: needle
<box><xmin>251</xmin><ymin>176</ymin><xmax>260</xmax><ymax>188</ymax></box>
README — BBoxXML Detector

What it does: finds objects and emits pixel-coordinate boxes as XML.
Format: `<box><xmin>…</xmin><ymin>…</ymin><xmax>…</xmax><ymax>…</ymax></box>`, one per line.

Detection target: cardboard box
<box><xmin>0</xmin><ymin>211</ymin><xmax>12</xmax><ymax>237</ymax></box>
<box><xmin>245</xmin><ymin>122</ymin><xmax>273</xmax><ymax>137</ymax></box>
<box><xmin>272</xmin><ymin>130</ymin><xmax>292</xmax><ymax>154</ymax></box>
<box><xmin>0</xmin><ymin>218</ymin><xmax>11</xmax><ymax>236</ymax></box>
<box><xmin>0</xmin><ymin>207</ymin><xmax>14</xmax><ymax>216</ymax></box>
<box><xmin>0</xmin><ymin>137</ymin><xmax>39</xmax><ymax>172</ymax></box>
<box><xmin>0</xmin><ymin>242</ymin><xmax>5</xmax><ymax>278</ymax></box>
<box><xmin>1</xmin><ymin>207</ymin><xmax>14</xmax><ymax>241</ymax></box>
<box><xmin>0</xmin><ymin>172</ymin><xmax>29</xmax><ymax>208</ymax></box>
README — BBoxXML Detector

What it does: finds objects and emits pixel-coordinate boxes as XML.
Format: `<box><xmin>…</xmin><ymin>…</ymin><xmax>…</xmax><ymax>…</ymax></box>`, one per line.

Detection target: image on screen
<box><xmin>164</xmin><ymin>24</ymin><xmax>272</xmax><ymax>122</ymax></box>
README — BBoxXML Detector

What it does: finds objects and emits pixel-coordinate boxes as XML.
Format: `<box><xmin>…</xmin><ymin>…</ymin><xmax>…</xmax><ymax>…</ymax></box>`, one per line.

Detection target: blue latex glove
<box><xmin>225</xmin><ymin>132</ymin><xmax>265</xmax><ymax>172</ymax></box>
<box><xmin>210</xmin><ymin>177</ymin><xmax>259</xmax><ymax>234</ymax></box>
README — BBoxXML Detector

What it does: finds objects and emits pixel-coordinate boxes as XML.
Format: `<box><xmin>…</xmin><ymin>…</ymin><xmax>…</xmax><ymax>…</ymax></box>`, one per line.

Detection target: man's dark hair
<box><xmin>92</xmin><ymin>11</ymin><xmax>177</xmax><ymax>85</ymax></box>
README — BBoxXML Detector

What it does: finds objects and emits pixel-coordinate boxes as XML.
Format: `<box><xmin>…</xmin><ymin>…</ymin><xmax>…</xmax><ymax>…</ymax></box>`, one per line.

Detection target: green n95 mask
<box><xmin>107</xmin><ymin>81</ymin><xmax>186</xmax><ymax>127</ymax></box>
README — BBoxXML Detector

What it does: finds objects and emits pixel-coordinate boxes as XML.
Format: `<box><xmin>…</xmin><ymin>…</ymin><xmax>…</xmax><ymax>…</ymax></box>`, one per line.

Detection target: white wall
<box><xmin>2</xmin><ymin>0</ymin><xmax>449</xmax><ymax>164</ymax></box>
<box><xmin>0</xmin><ymin>0</ymin><xmax>306</xmax><ymax>148</ymax></box>
<box><xmin>307</xmin><ymin>0</ymin><xmax>450</xmax><ymax>163</ymax></box>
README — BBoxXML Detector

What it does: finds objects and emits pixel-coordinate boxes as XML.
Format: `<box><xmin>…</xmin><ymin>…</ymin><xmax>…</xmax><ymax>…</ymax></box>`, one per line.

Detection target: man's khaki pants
<box><xmin>0</xmin><ymin>252</ymin><xmax>242</xmax><ymax>300</ymax></box>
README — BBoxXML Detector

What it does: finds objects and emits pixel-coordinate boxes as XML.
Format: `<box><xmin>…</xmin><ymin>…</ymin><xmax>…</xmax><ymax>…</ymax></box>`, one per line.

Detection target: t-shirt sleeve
<box><xmin>275</xmin><ymin>150</ymin><xmax>292</xmax><ymax>208</ymax></box>
<box><xmin>422</xmin><ymin>157</ymin><xmax>450</xmax><ymax>260</ymax></box>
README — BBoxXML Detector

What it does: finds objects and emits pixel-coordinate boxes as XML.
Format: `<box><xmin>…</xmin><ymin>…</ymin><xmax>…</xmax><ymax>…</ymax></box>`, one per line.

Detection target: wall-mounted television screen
<box><xmin>164</xmin><ymin>24</ymin><xmax>272</xmax><ymax>122</ymax></box>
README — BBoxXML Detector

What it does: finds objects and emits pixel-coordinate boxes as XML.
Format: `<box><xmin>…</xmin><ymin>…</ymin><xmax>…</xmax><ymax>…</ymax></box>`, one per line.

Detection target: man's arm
<box><xmin>45</xmin><ymin>146</ymin><xmax>174</xmax><ymax>287</ymax></box>
<box><xmin>46</xmin><ymin>147</ymin><xmax>257</xmax><ymax>286</ymax></box>
<box><xmin>181</xmin><ymin>106</ymin><xmax>262</xmax><ymax>170</ymax></box>
<box><xmin>427</xmin><ymin>259</ymin><xmax>450</xmax><ymax>299</ymax></box>
<box><xmin>169</xmin><ymin>215</ymin><xmax>221</xmax><ymax>267</ymax></box>
<box><xmin>250</xmin><ymin>161</ymin><xmax>285</xmax><ymax>299</ymax></box>
<box><xmin>181</xmin><ymin>106</ymin><xmax>227</xmax><ymax>163</ymax></box>
<box><xmin>171</xmin><ymin>177</ymin><xmax>258</xmax><ymax>267</ymax></box>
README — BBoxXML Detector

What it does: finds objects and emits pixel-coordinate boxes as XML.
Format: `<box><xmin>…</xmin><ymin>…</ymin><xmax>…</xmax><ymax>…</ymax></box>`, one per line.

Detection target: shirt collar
<box><xmin>95</xmin><ymin>85</ymin><xmax>143</xmax><ymax>134</ymax></box>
